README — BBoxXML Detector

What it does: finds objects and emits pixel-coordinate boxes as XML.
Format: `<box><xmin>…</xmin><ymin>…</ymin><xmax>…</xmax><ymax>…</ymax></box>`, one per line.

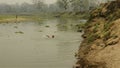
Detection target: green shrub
<box><xmin>93</xmin><ymin>24</ymin><xmax>99</xmax><ymax>33</ymax></box>
<box><xmin>103</xmin><ymin>31</ymin><xmax>111</xmax><ymax>41</ymax></box>
<box><xmin>104</xmin><ymin>22</ymin><xmax>112</xmax><ymax>31</ymax></box>
<box><xmin>75</xmin><ymin>23</ymin><xmax>86</xmax><ymax>29</ymax></box>
<box><xmin>87</xmin><ymin>34</ymin><xmax>100</xmax><ymax>43</ymax></box>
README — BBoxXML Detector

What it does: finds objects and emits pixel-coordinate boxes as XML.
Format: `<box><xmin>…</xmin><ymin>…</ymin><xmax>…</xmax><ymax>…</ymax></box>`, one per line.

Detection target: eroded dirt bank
<box><xmin>75</xmin><ymin>0</ymin><xmax>120</xmax><ymax>68</ymax></box>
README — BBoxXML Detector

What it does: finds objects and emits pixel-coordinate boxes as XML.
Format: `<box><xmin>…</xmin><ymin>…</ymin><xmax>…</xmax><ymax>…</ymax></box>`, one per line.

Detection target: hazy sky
<box><xmin>0</xmin><ymin>0</ymin><xmax>57</xmax><ymax>4</ymax></box>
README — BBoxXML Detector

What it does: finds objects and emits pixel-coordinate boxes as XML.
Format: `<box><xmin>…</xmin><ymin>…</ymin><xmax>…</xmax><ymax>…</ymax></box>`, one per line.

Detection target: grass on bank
<box><xmin>56</xmin><ymin>12</ymin><xmax>89</xmax><ymax>19</ymax></box>
<box><xmin>0</xmin><ymin>12</ymin><xmax>89</xmax><ymax>23</ymax></box>
<box><xmin>0</xmin><ymin>14</ymin><xmax>48</xmax><ymax>23</ymax></box>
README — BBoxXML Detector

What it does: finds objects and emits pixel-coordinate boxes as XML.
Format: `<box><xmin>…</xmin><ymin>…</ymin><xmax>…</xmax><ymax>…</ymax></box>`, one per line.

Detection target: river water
<box><xmin>0</xmin><ymin>18</ymin><xmax>83</xmax><ymax>68</ymax></box>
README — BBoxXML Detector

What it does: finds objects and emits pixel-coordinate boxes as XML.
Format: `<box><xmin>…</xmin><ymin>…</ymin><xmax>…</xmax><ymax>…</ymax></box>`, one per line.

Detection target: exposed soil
<box><xmin>74</xmin><ymin>0</ymin><xmax>120</xmax><ymax>68</ymax></box>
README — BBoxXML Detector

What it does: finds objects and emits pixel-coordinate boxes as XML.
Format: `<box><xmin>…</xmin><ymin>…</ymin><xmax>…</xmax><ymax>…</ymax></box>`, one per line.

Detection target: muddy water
<box><xmin>0</xmin><ymin>19</ymin><xmax>83</xmax><ymax>68</ymax></box>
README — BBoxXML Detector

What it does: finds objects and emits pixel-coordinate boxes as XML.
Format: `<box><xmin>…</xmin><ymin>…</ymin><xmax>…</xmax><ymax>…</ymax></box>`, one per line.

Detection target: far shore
<box><xmin>0</xmin><ymin>13</ymin><xmax>88</xmax><ymax>23</ymax></box>
<box><xmin>0</xmin><ymin>15</ymin><xmax>46</xmax><ymax>23</ymax></box>
<box><xmin>0</xmin><ymin>18</ymin><xmax>29</xmax><ymax>23</ymax></box>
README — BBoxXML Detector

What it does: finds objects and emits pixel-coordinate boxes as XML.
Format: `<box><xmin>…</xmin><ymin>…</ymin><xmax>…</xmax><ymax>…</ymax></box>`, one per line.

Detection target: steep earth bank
<box><xmin>75</xmin><ymin>0</ymin><xmax>120</xmax><ymax>68</ymax></box>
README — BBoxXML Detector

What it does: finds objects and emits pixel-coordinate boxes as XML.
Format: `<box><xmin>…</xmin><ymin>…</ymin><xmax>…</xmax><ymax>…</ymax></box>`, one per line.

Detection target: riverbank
<box><xmin>54</xmin><ymin>12</ymin><xmax>89</xmax><ymax>19</ymax></box>
<box><xmin>0</xmin><ymin>14</ymin><xmax>48</xmax><ymax>23</ymax></box>
<box><xmin>0</xmin><ymin>14</ymin><xmax>87</xmax><ymax>23</ymax></box>
<box><xmin>75</xmin><ymin>1</ymin><xmax>120</xmax><ymax>68</ymax></box>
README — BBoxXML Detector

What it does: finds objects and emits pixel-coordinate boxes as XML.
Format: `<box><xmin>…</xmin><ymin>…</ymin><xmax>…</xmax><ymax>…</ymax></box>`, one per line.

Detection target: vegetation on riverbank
<box><xmin>0</xmin><ymin>12</ymin><xmax>88</xmax><ymax>24</ymax></box>
<box><xmin>54</xmin><ymin>12</ymin><xmax>89</xmax><ymax>19</ymax></box>
<box><xmin>75</xmin><ymin>0</ymin><xmax>120</xmax><ymax>68</ymax></box>
<box><xmin>0</xmin><ymin>14</ymin><xmax>52</xmax><ymax>23</ymax></box>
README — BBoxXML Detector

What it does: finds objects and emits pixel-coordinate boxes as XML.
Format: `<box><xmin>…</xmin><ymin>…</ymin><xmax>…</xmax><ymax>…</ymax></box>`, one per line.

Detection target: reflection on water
<box><xmin>0</xmin><ymin>19</ymin><xmax>83</xmax><ymax>68</ymax></box>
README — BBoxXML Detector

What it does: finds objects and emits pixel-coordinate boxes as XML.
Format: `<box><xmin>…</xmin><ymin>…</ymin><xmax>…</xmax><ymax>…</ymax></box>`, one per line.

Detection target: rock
<box><xmin>90</xmin><ymin>44</ymin><xmax>97</xmax><ymax>50</ymax></box>
<box><xmin>15</xmin><ymin>31</ymin><xmax>24</xmax><ymax>34</ymax></box>
<box><xmin>73</xmin><ymin>64</ymin><xmax>81</xmax><ymax>68</ymax></box>
<box><xmin>82</xmin><ymin>34</ymin><xmax>87</xmax><ymax>38</ymax></box>
<box><xmin>106</xmin><ymin>38</ymin><xmax>120</xmax><ymax>45</ymax></box>
<box><xmin>77</xmin><ymin>30</ymin><xmax>83</xmax><ymax>32</ymax></box>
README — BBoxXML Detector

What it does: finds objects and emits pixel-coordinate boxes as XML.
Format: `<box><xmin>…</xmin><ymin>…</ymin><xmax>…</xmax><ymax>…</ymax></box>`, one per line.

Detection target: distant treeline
<box><xmin>0</xmin><ymin>0</ymin><xmax>115</xmax><ymax>14</ymax></box>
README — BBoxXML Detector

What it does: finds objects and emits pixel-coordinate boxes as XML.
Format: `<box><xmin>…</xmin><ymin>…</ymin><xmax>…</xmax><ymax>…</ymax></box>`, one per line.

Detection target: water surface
<box><xmin>0</xmin><ymin>19</ymin><xmax>83</xmax><ymax>68</ymax></box>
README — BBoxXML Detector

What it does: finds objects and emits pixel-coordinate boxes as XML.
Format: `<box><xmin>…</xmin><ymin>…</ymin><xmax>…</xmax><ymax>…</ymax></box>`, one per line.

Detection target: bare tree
<box><xmin>32</xmin><ymin>0</ymin><xmax>47</xmax><ymax>12</ymax></box>
<box><xmin>57</xmin><ymin>0</ymin><xmax>69</xmax><ymax>11</ymax></box>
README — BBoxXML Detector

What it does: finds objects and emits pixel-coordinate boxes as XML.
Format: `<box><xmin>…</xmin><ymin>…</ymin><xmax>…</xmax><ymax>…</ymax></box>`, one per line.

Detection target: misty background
<box><xmin>0</xmin><ymin>0</ymin><xmax>115</xmax><ymax>15</ymax></box>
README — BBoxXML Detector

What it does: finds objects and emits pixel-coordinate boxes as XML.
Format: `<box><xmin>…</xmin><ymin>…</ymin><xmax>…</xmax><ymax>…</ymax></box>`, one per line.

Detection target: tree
<box><xmin>69</xmin><ymin>0</ymin><xmax>89</xmax><ymax>12</ymax></box>
<box><xmin>57</xmin><ymin>0</ymin><xmax>69</xmax><ymax>11</ymax></box>
<box><xmin>32</xmin><ymin>0</ymin><xmax>47</xmax><ymax>12</ymax></box>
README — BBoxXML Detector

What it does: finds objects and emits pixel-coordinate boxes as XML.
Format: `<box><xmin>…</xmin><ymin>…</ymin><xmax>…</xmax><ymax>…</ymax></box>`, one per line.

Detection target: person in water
<box><xmin>52</xmin><ymin>35</ymin><xmax>55</xmax><ymax>38</ymax></box>
<box><xmin>46</xmin><ymin>35</ymin><xmax>55</xmax><ymax>38</ymax></box>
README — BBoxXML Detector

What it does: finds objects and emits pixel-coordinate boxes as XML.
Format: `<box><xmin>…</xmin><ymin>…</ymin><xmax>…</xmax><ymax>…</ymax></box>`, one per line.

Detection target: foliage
<box><xmin>103</xmin><ymin>31</ymin><xmax>111</xmax><ymax>41</ymax></box>
<box><xmin>87</xmin><ymin>33</ymin><xmax>100</xmax><ymax>43</ymax></box>
<box><xmin>75</xmin><ymin>23</ymin><xmax>86</xmax><ymax>29</ymax></box>
<box><xmin>104</xmin><ymin>22</ymin><xmax>113</xmax><ymax>31</ymax></box>
<box><xmin>0</xmin><ymin>0</ymin><xmax>111</xmax><ymax>14</ymax></box>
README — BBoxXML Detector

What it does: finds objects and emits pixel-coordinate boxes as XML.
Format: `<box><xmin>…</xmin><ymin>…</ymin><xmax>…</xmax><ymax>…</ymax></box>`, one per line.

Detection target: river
<box><xmin>0</xmin><ymin>18</ymin><xmax>83</xmax><ymax>68</ymax></box>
